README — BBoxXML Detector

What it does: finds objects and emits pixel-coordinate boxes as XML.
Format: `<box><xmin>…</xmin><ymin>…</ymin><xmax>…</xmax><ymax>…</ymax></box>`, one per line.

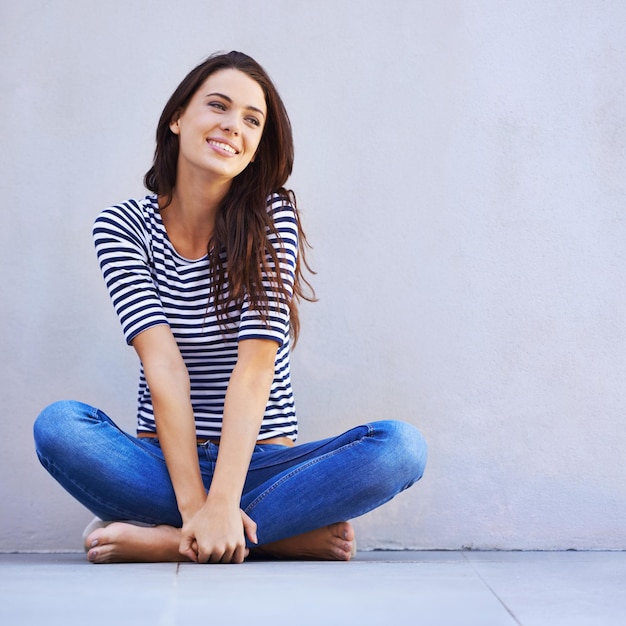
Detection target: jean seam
<box><xmin>36</xmin><ymin>452</ymin><xmax>158</xmax><ymax>524</ymax></box>
<box><xmin>92</xmin><ymin>408</ymin><xmax>172</xmax><ymax>464</ymax></box>
<box><xmin>248</xmin><ymin>424</ymin><xmax>375</xmax><ymax>471</ymax></box>
<box><xmin>244</xmin><ymin>433</ymin><xmax>368</xmax><ymax>515</ymax></box>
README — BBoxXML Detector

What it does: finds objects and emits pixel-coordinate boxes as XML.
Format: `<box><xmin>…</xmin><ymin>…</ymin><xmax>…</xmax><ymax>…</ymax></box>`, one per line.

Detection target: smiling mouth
<box><xmin>208</xmin><ymin>139</ymin><xmax>239</xmax><ymax>155</ymax></box>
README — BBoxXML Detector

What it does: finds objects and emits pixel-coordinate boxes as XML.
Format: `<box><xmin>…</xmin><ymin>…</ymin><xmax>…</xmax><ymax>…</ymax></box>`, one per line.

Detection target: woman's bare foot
<box><xmin>252</xmin><ymin>521</ymin><xmax>356</xmax><ymax>561</ymax></box>
<box><xmin>85</xmin><ymin>522</ymin><xmax>187</xmax><ymax>564</ymax></box>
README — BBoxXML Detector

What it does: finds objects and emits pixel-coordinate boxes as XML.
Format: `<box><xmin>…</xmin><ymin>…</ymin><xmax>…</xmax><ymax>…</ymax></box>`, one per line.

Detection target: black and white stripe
<box><xmin>93</xmin><ymin>194</ymin><xmax>298</xmax><ymax>440</ymax></box>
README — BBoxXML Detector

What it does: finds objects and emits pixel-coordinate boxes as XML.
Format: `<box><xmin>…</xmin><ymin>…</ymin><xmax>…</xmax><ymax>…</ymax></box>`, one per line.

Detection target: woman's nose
<box><xmin>221</xmin><ymin>113</ymin><xmax>240</xmax><ymax>134</ymax></box>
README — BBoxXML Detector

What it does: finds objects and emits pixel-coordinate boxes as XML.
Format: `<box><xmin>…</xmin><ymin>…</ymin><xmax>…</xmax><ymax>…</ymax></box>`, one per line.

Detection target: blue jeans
<box><xmin>33</xmin><ymin>401</ymin><xmax>427</xmax><ymax>546</ymax></box>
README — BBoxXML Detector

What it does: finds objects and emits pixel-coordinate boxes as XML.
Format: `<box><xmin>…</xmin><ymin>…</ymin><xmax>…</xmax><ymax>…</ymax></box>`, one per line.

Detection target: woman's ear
<box><xmin>169</xmin><ymin>112</ymin><xmax>181</xmax><ymax>135</ymax></box>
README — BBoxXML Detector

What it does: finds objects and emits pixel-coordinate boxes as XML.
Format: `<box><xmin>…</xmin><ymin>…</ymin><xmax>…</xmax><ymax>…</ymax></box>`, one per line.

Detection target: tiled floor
<box><xmin>1</xmin><ymin>551</ymin><xmax>625</xmax><ymax>625</ymax></box>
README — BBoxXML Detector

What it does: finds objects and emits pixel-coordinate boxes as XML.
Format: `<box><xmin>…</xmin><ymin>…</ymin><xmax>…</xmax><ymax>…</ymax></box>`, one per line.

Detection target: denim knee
<box><xmin>370</xmin><ymin>419</ymin><xmax>427</xmax><ymax>489</ymax></box>
<box><xmin>33</xmin><ymin>400</ymin><xmax>89</xmax><ymax>460</ymax></box>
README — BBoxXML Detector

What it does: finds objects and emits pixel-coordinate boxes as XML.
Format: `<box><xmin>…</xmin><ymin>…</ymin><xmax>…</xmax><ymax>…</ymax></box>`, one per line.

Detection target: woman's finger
<box><xmin>179</xmin><ymin>533</ymin><xmax>199</xmax><ymax>562</ymax></box>
<box><xmin>232</xmin><ymin>544</ymin><xmax>248</xmax><ymax>564</ymax></box>
<box><xmin>241</xmin><ymin>510</ymin><xmax>258</xmax><ymax>545</ymax></box>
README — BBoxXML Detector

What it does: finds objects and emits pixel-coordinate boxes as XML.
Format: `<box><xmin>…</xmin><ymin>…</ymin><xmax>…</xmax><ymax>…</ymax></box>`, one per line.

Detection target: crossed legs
<box><xmin>34</xmin><ymin>401</ymin><xmax>427</xmax><ymax>563</ymax></box>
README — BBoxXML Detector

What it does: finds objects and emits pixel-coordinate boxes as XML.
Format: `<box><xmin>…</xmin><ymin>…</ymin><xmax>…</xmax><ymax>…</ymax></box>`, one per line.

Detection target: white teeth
<box><xmin>209</xmin><ymin>140</ymin><xmax>237</xmax><ymax>154</ymax></box>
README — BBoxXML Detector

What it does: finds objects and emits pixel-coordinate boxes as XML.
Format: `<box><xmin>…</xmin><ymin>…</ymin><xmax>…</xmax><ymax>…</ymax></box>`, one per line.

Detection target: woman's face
<box><xmin>170</xmin><ymin>68</ymin><xmax>267</xmax><ymax>184</ymax></box>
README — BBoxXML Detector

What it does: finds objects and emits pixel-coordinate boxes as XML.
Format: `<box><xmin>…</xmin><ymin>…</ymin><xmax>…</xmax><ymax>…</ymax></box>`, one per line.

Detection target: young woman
<box><xmin>34</xmin><ymin>51</ymin><xmax>427</xmax><ymax>564</ymax></box>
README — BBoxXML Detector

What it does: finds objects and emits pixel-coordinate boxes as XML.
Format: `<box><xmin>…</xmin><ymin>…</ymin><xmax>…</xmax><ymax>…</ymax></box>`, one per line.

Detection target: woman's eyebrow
<box><xmin>206</xmin><ymin>92</ymin><xmax>266</xmax><ymax>117</ymax></box>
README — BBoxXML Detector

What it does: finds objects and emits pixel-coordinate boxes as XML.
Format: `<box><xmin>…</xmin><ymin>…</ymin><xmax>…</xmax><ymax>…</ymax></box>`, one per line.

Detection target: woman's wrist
<box><xmin>178</xmin><ymin>493</ymin><xmax>208</xmax><ymax>523</ymax></box>
<box><xmin>204</xmin><ymin>485</ymin><xmax>241</xmax><ymax>510</ymax></box>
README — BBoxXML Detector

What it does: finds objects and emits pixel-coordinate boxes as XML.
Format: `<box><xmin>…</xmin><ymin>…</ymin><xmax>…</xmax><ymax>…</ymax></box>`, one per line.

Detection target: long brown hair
<box><xmin>144</xmin><ymin>51</ymin><xmax>315</xmax><ymax>344</ymax></box>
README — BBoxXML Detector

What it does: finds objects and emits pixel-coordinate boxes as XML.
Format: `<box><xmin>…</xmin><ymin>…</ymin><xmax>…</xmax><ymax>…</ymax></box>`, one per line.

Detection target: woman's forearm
<box><xmin>151</xmin><ymin>368</ymin><xmax>207</xmax><ymax>519</ymax></box>
<box><xmin>208</xmin><ymin>339</ymin><xmax>278</xmax><ymax>505</ymax></box>
<box><xmin>133</xmin><ymin>326</ymin><xmax>207</xmax><ymax>522</ymax></box>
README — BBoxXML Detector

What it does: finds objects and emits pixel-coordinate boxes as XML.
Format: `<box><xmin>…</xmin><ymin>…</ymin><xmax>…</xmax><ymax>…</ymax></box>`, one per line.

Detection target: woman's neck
<box><xmin>160</xmin><ymin>175</ymin><xmax>231</xmax><ymax>260</ymax></box>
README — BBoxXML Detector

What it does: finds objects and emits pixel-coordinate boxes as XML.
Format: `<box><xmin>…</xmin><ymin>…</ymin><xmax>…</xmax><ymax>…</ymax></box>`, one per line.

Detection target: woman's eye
<box><xmin>246</xmin><ymin>117</ymin><xmax>261</xmax><ymax>127</ymax></box>
<box><xmin>209</xmin><ymin>101</ymin><xmax>226</xmax><ymax>110</ymax></box>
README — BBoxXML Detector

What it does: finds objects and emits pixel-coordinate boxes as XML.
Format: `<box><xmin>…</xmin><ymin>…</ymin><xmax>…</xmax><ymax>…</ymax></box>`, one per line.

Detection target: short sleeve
<box><xmin>93</xmin><ymin>202</ymin><xmax>169</xmax><ymax>344</ymax></box>
<box><xmin>237</xmin><ymin>196</ymin><xmax>298</xmax><ymax>345</ymax></box>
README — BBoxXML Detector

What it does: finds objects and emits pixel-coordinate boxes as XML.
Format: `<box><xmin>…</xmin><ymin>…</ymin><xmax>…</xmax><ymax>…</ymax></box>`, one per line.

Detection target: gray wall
<box><xmin>2</xmin><ymin>0</ymin><xmax>625</xmax><ymax>551</ymax></box>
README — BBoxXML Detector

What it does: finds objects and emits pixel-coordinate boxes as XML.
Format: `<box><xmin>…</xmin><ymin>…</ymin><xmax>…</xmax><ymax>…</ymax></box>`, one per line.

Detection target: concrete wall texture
<box><xmin>1</xmin><ymin>0</ymin><xmax>625</xmax><ymax>552</ymax></box>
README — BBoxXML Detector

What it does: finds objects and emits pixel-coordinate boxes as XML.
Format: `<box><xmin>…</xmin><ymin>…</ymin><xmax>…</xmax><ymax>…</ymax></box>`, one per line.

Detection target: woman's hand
<box><xmin>179</xmin><ymin>498</ymin><xmax>258</xmax><ymax>564</ymax></box>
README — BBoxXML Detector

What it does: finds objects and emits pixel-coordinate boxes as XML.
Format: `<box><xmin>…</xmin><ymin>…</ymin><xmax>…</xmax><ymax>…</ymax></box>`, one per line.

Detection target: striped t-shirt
<box><xmin>93</xmin><ymin>193</ymin><xmax>298</xmax><ymax>441</ymax></box>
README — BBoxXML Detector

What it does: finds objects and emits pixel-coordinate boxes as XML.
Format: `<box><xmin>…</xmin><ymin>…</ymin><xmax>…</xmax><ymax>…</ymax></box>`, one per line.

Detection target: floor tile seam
<box><xmin>461</xmin><ymin>552</ymin><xmax>524</xmax><ymax>626</ymax></box>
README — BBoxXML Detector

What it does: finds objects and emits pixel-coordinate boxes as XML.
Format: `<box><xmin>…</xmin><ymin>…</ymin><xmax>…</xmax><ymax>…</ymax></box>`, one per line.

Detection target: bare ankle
<box><xmin>253</xmin><ymin>522</ymin><xmax>356</xmax><ymax>561</ymax></box>
<box><xmin>86</xmin><ymin>522</ymin><xmax>185</xmax><ymax>564</ymax></box>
